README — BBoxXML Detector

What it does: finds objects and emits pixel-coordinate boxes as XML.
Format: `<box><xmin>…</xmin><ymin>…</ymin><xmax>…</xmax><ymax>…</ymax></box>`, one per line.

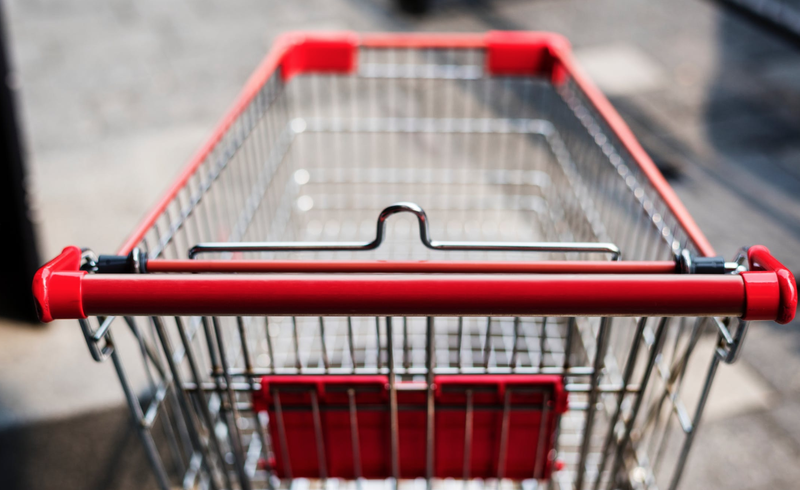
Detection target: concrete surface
<box><xmin>1</xmin><ymin>0</ymin><xmax>799</xmax><ymax>489</ymax></box>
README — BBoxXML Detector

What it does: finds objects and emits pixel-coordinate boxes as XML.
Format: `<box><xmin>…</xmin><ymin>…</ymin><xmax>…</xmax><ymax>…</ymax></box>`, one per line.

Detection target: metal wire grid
<box><xmin>76</xmin><ymin>46</ymin><xmax>748</xmax><ymax>490</ymax></box>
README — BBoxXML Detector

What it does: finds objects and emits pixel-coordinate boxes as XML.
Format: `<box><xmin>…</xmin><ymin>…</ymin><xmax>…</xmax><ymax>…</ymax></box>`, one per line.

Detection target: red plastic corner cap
<box><xmin>32</xmin><ymin>246</ymin><xmax>86</xmax><ymax>323</ymax></box>
<box><xmin>485</xmin><ymin>31</ymin><xmax>570</xmax><ymax>76</ymax></box>
<box><xmin>747</xmin><ymin>245</ymin><xmax>797</xmax><ymax>324</ymax></box>
<box><xmin>278</xmin><ymin>31</ymin><xmax>359</xmax><ymax>81</ymax></box>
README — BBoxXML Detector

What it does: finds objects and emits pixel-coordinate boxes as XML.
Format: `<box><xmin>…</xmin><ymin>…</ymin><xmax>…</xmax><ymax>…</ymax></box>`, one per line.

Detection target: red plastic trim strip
<box><xmin>746</xmin><ymin>245</ymin><xmax>797</xmax><ymax>324</ymax></box>
<box><xmin>145</xmin><ymin>259</ymin><xmax>678</xmax><ymax>274</ymax></box>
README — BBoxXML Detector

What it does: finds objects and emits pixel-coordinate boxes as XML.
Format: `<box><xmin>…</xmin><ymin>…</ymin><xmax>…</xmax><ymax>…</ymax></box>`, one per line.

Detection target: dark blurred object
<box><xmin>398</xmin><ymin>0</ymin><xmax>430</xmax><ymax>15</ymax></box>
<box><xmin>721</xmin><ymin>0</ymin><xmax>800</xmax><ymax>40</ymax></box>
<box><xmin>0</xmin><ymin>3</ymin><xmax>40</xmax><ymax>323</ymax></box>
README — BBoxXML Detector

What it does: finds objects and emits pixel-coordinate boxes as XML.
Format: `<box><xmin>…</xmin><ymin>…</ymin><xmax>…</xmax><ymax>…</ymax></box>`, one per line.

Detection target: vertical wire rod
<box><xmin>592</xmin><ymin>317</ymin><xmax>648</xmax><ymax>490</ymax></box>
<box><xmin>575</xmin><ymin>317</ymin><xmax>613</xmax><ymax>490</ymax></box>
<box><xmin>386</xmin><ymin>317</ymin><xmax>400</xmax><ymax>481</ymax></box>
<box><xmin>348</xmin><ymin>388</ymin><xmax>363</xmax><ymax>479</ymax></box>
<box><xmin>426</xmin><ymin>316</ymin><xmax>436</xmax><ymax>485</ymax></box>
<box><xmin>463</xmin><ymin>389</ymin><xmax>474</xmax><ymax>481</ymax></box>
<box><xmin>606</xmin><ymin>317</ymin><xmax>669</xmax><ymax>490</ymax></box>
<box><xmin>310</xmin><ymin>390</ymin><xmax>328</xmax><ymax>479</ymax></box>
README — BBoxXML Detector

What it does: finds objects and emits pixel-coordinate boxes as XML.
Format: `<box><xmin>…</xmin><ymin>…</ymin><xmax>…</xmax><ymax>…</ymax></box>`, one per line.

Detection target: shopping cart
<box><xmin>33</xmin><ymin>31</ymin><xmax>796</xmax><ymax>490</ymax></box>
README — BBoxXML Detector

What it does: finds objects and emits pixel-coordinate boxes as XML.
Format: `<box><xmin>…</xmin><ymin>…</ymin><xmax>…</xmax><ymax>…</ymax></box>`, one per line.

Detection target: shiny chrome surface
<box><xmin>189</xmin><ymin>202</ymin><xmax>621</xmax><ymax>259</ymax></box>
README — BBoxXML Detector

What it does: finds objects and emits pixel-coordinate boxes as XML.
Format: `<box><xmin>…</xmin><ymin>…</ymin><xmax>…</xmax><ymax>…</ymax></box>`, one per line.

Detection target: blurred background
<box><xmin>1</xmin><ymin>0</ymin><xmax>799</xmax><ymax>489</ymax></box>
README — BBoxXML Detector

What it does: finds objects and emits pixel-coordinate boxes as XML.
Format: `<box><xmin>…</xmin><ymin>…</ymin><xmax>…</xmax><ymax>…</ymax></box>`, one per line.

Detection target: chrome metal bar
<box><xmin>209</xmin><ymin>317</ymin><xmax>252</xmax><ymax>490</ymax></box>
<box><xmin>511</xmin><ymin>316</ymin><xmax>521</xmax><ymax>368</ymax></box>
<box><xmin>291</xmin><ymin>317</ymin><xmax>301</xmax><ymax>370</ymax></box>
<box><xmin>540</xmin><ymin>317</ymin><xmax>548</xmax><ymax>370</ymax></box>
<box><xmin>496</xmin><ymin>388</ymin><xmax>512</xmax><ymax>480</ymax></box>
<box><xmin>386</xmin><ymin>317</ymin><xmax>400</xmax><ymax>480</ymax></box>
<box><xmin>534</xmin><ymin>392</ymin><xmax>550</xmax><ymax>480</ymax></box>
<box><xmin>151</xmin><ymin>317</ymin><xmax>222</xmax><ymax>490</ymax></box>
<box><xmin>403</xmin><ymin>317</ymin><xmax>411</xmax><ymax>370</ymax></box>
<box><xmin>174</xmin><ymin>316</ymin><xmax>233</xmax><ymax>490</ymax></box>
<box><xmin>273</xmin><ymin>390</ymin><xmax>292</xmax><ymax>479</ymax></box>
<box><xmin>310</xmin><ymin>390</ymin><xmax>328</xmax><ymax>479</ymax></box>
<box><xmin>347</xmin><ymin>317</ymin><xmax>357</xmax><ymax>373</ymax></box>
<box><xmin>189</xmin><ymin>203</ymin><xmax>621</xmax><ymax>258</ymax></box>
<box><xmin>109</xmin><ymin>340</ymin><xmax>172</xmax><ymax>490</ymax></box>
<box><xmin>668</xmin><ymin>353</ymin><xmax>721</xmax><ymax>490</ymax></box>
<box><xmin>592</xmin><ymin>317</ymin><xmax>648</xmax><ymax>490</ymax></box>
<box><xmin>456</xmin><ymin>317</ymin><xmax>464</xmax><ymax>371</ymax></box>
<box><xmin>575</xmin><ymin>317</ymin><xmax>612</xmax><ymax>490</ymax></box>
<box><xmin>347</xmin><ymin>316</ymin><xmax>356</xmax><ymax>374</ymax></box>
<box><xmin>319</xmin><ymin>317</ymin><xmax>330</xmax><ymax>372</ymax></box>
<box><xmin>265</xmin><ymin>317</ymin><xmax>276</xmax><ymax>374</ymax></box>
<box><xmin>425</xmin><ymin>317</ymin><xmax>435</xmax><ymax>484</ymax></box>
<box><xmin>220</xmin><ymin>365</ymin><xmax>597</xmax><ymax>378</ymax></box>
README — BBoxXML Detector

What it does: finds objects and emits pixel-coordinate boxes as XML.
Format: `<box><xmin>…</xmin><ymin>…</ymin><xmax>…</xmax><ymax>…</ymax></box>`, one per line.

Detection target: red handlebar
<box><xmin>32</xmin><ymin>245</ymin><xmax>796</xmax><ymax>324</ymax></box>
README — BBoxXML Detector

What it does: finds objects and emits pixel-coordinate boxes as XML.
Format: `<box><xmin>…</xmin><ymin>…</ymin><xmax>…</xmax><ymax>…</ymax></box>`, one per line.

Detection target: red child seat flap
<box><xmin>253</xmin><ymin>374</ymin><xmax>567</xmax><ymax>480</ymax></box>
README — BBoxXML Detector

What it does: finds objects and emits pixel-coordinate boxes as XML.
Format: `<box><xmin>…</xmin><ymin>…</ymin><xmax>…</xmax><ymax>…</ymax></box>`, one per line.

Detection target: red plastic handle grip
<box><xmin>745</xmin><ymin>245</ymin><xmax>797</xmax><ymax>324</ymax></box>
<box><xmin>32</xmin><ymin>245</ymin><xmax>795</xmax><ymax>324</ymax></box>
<box><xmin>32</xmin><ymin>246</ymin><xmax>86</xmax><ymax>323</ymax></box>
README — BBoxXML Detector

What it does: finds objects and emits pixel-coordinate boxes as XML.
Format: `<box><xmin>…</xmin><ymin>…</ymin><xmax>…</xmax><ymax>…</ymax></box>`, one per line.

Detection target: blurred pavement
<box><xmin>1</xmin><ymin>1</ymin><xmax>799</xmax><ymax>489</ymax></box>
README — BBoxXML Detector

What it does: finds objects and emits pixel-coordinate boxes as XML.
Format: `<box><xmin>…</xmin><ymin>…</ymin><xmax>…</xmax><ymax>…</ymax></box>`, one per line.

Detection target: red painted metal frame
<box><xmin>251</xmin><ymin>375</ymin><xmax>567</xmax><ymax>480</ymax></box>
<box><xmin>116</xmin><ymin>30</ymin><xmax>714</xmax><ymax>257</ymax></box>
<box><xmin>146</xmin><ymin>259</ymin><xmax>679</xmax><ymax>274</ymax></box>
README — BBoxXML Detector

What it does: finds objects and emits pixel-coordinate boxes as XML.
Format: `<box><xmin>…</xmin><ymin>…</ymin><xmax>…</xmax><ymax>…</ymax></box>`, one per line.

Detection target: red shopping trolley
<box><xmin>33</xmin><ymin>32</ymin><xmax>795</xmax><ymax>490</ymax></box>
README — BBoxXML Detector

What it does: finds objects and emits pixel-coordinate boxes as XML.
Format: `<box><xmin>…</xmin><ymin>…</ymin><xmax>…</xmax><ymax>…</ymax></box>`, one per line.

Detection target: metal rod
<box><xmin>348</xmin><ymin>388</ymin><xmax>363</xmax><ymax>479</ymax></box>
<box><xmin>319</xmin><ymin>317</ymin><xmax>330</xmax><ymax>372</ymax></box>
<box><xmin>463</xmin><ymin>389</ymin><xmax>474</xmax><ymax>480</ymax></box>
<box><xmin>386</xmin><ymin>317</ymin><xmax>400</xmax><ymax>480</ymax></box>
<box><xmin>209</xmin><ymin>317</ymin><xmax>252</xmax><ymax>490</ymax></box>
<box><xmin>534</xmin><ymin>392</ymin><xmax>550</xmax><ymax>480</ymax></box>
<box><xmin>152</xmin><ymin>317</ymin><xmax>223</xmax><ymax>490</ymax></box>
<box><xmin>511</xmin><ymin>316</ymin><xmax>521</xmax><ymax>368</ymax></box>
<box><xmin>668</xmin><ymin>351</ymin><xmax>721</xmax><ymax>490</ymax></box>
<box><xmin>109</xmin><ymin>341</ymin><xmax>172</xmax><ymax>490</ymax></box>
<box><xmin>348</xmin><ymin>316</ymin><xmax>357</xmax><ymax>373</ymax></box>
<box><xmin>496</xmin><ymin>388</ymin><xmax>512</xmax><ymax>480</ymax></box>
<box><xmin>426</xmin><ymin>316</ymin><xmax>435</xmax><ymax>484</ymax></box>
<box><xmin>273</xmin><ymin>390</ymin><xmax>292</xmax><ymax>479</ymax></box>
<box><xmin>147</xmin><ymin>259</ymin><xmax>676</xmax><ymax>274</ymax></box>
<box><xmin>575</xmin><ymin>317</ymin><xmax>612</xmax><ymax>490</ymax></box>
<box><xmin>592</xmin><ymin>317</ymin><xmax>648</xmax><ymax>490</ymax></box>
<box><xmin>292</xmin><ymin>317</ymin><xmax>301</xmax><ymax>370</ymax></box>
<box><xmin>189</xmin><ymin>202</ymin><xmax>621</xmax><ymax>258</ymax></box>
<box><xmin>173</xmin><ymin>316</ymin><xmax>233</xmax><ymax>490</ymax></box>
<box><xmin>310</xmin><ymin>390</ymin><xmax>328</xmax><ymax>479</ymax></box>
<box><xmin>606</xmin><ymin>317</ymin><xmax>669</xmax><ymax>490</ymax></box>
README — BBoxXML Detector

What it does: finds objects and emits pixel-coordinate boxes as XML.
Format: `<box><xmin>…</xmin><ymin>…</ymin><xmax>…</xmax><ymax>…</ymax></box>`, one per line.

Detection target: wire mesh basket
<box><xmin>34</xmin><ymin>32</ymin><xmax>795</xmax><ymax>490</ymax></box>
